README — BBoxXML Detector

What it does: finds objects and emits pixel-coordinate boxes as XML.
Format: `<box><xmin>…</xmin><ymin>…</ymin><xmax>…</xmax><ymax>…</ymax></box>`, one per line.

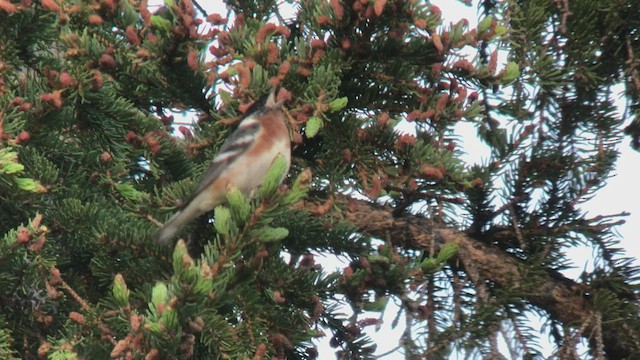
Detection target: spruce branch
<box><xmin>330</xmin><ymin>196</ymin><xmax>637</xmax><ymax>358</ymax></box>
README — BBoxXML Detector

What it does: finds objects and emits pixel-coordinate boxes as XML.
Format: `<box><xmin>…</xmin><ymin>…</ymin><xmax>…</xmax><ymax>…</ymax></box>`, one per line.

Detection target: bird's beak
<box><xmin>266</xmin><ymin>88</ymin><xmax>286</xmax><ymax>110</ymax></box>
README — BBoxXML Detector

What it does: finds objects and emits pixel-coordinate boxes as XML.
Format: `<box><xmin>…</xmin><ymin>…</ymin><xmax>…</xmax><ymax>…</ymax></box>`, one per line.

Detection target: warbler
<box><xmin>155</xmin><ymin>90</ymin><xmax>290</xmax><ymax>245</ymax></box>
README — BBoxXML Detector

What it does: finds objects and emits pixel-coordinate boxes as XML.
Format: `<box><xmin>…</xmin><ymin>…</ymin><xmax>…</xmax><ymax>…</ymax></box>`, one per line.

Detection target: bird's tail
<box><xmin>154</xmin><ymin>203</ymin><xmax>200</xmax><ymax>246</ymax></box>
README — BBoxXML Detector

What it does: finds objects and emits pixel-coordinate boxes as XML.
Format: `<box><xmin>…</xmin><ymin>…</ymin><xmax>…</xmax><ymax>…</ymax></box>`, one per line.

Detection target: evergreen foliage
<box><xmin>0</xmin><ymin>0</ymin><xmax>638</xmax><ymax>359</ymax></box>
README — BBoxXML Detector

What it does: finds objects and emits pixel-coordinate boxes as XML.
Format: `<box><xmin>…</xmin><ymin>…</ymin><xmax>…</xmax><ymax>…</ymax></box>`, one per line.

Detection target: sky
<box><xmin>149</xmin><ymin>0</ymin><xmax>639</xmax><ymax>357</ymax></box>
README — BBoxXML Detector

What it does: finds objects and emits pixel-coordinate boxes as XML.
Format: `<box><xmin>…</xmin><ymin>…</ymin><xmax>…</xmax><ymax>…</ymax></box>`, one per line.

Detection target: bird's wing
<box><xmin>191</xmin><ymin>119</ymin><xmax>261</xmax><ymax>196</ymax></box>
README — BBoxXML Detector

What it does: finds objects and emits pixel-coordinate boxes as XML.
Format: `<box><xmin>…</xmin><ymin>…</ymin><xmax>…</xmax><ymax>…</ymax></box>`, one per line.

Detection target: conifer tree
<box><xmin>0</xmin><ymin>0</ymin><xmax>638</xmax><ymax>359</ymax></box>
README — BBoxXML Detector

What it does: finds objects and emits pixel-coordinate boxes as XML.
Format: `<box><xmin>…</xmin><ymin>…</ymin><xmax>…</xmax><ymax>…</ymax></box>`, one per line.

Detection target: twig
<box><xmin>499</xmin><ymin>322</ymin><xmax>517</xmax><ymax>360</ymax></box>
<box><xmin>60</xmin><ymin>278</ymin><xmax>90</xmax><ymax>311</ymax></box>
<box><xmin>59</xmin><ymin>278</ymin><xmax>117</xmax><ymax>345</ymax></box>
<box><xmin>272</xmin><ymin>0</ymin><xmax>286</xmax><ymax>25</ymax></box>
<box><xmin>508</xmin><ymin>204</ymin><xmax>526</xmax><ymax>249</ymax></box>
<box><xmin>592</xmin><ymin>312</ymin><xmax>605</xmax><ymax>360</ymax></box>
<box><xmin>509</xmin><ymin>312</ymin><xmax>531</xmax><ymax>356</ymax></box>
<box><xmin>192</xmin><ymin>0</ymin><xmax>208</xmax><ymax>18</ymax></box>
<box><xmin>375</xmin><ymin>344</ymin><xmax>402</xmax><ymax>358</ymax></box>
<box><xmin>147</xmin><ymin>214</ymin><xmax>164</xmax><ymax>227</ymax></box>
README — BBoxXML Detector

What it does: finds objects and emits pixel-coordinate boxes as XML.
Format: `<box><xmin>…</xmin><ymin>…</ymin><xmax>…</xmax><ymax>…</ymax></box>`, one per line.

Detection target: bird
<box><xmin>154</xmin><ymin>90</ymin><xmax>291</xmax><ymax>245</ymax></box>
